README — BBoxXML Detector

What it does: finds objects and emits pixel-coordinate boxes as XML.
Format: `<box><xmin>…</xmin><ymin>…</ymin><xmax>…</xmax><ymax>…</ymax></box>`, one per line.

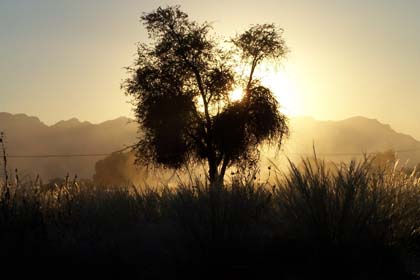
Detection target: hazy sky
<box><xmin>1</xmin><ymin>0</ymin><xmax>419</xmax><ymax>138</ymax></box>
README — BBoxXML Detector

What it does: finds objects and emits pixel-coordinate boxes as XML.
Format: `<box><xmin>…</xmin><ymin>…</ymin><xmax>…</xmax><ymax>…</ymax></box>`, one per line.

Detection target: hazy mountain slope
<box><xmin>284</xmin><ymin>116</ymin><xmax>420</xmax><ymax>164</ymax></box>
<box><xmin>0</xmin><ymin>113</ymin><xmax>137</xmax><ymax>179</ymax></box>
<box><xmin>1</xmin><ymin>112</ymin><xmax>419</xmax><ymax>180</ymax></box>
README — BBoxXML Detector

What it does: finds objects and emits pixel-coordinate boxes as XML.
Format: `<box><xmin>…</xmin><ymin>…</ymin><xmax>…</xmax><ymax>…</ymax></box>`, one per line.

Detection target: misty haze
<box><xmin>1</xmin><ymin>1</ymin><xmax>420</xmax><ymax>279</ymax></box>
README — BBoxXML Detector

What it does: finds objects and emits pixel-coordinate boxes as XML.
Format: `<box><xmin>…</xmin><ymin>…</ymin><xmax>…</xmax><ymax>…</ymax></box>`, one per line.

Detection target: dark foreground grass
<box><xmin>0</xmin><ymin>159</ymin><xmax>420</xmax><ymax>279</ymax></box>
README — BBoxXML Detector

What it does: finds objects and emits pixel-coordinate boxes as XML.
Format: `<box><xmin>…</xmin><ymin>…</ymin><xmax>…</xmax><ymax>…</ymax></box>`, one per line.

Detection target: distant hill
<box><xmin>1</xmin><ymin>112</ymin><xmax>420</xmax><ymax>181</ymax></box>
<box><xmin>0</xmin><ymin>112</ymin><xmax>137</xmax><ymax>180</ymax></box>
<box><xmin>285</xmin><ymin>116</ymin><xmax>420</xmax><ymax>164</ymax></box>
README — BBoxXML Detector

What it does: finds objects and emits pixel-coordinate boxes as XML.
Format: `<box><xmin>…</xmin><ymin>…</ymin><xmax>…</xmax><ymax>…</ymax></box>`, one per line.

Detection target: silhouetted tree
<box><xmin>123</xmin><ymin>6</ymin><xmax>289</xmax><ymax>185</ymax></box>
<box><xmin>93</xmin><ymin>152</ymin><xmax>139</xmax><ymax>186</ymax></box>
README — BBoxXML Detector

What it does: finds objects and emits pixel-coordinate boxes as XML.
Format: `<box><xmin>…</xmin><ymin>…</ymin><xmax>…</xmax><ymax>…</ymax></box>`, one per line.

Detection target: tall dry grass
<box><xmin>0</xmin><ymin>157</ymin><xmax>419</xmax><ymax>279</ymax></box>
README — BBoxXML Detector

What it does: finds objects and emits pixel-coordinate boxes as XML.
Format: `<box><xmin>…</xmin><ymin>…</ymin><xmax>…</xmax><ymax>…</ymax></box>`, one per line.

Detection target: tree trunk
<box><xmin>219</xmin><ymin>155</ymin><xmax>229</xmax><ymax>184</ymax></box>
<box><xmin>208</xmin><ymin>159</ymin><xmax>219</xmax><ymax>187</ymax></box>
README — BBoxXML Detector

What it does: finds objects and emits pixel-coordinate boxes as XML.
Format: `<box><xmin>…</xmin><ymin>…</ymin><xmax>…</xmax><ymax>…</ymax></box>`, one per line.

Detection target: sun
<box><xmin>227</xmin><ymin>66</ymin><xmax>299</xmax><ymax>115</ymax></box>
<box><xmin>255</xmin><ymin>66</ymin><xmax>299</xmax><ymax>116</ymax></box>
<box><xmin>227</xmin><ymin>63</ymin><xmax>299</xmax><ymax>115</ymax></box>
<box><xmin>229</xmin><ymin>88</ymin><xmax>244</xmax><ymax>102</ymax></box>
<box><xmin>224</xmin><ymin>63</ymin><xmax>301</xmax><ymax>115</ymax></box>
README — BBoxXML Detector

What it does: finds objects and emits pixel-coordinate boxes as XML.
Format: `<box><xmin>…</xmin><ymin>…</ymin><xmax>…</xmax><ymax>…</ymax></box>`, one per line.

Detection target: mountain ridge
<box><xmin>0</xmin><ymin>112</ymin><xmax>138</xmax><ymax>179</ymax></box>
<box><xmin>1</xmin><ymin>112</ymin><xmax>420</xmax><ymax>180</ymax></box>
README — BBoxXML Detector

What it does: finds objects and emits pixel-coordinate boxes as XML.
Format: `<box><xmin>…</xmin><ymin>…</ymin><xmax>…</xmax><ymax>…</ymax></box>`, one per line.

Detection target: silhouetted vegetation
<box><xmin>93</xmin><ymin>151</ymin><xmax>141</xmax><ymax>186</ymax></box>
<box><xmin>123</xmin><ymin>6</ymin><xmax>288</xmax><ymax>185</ymax></box>
<box><xmin>0</xmin><ymin>157</ymin><xmax>419</xmax><ymax>279</ymax></box>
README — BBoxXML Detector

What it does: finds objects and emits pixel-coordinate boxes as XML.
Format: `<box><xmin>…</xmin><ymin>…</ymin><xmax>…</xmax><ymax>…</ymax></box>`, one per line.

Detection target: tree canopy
<box><xmin>123</xmin><ymin>6</ymin><xmax>289</xmax><ymax>185</ymax></box>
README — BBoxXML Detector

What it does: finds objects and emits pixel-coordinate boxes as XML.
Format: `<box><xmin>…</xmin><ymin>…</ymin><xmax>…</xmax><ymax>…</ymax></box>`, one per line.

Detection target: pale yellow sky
<box><xmin>1</xmin><ymin>0</ymin><xmax>419</xmax><ymax>138</ymax></box>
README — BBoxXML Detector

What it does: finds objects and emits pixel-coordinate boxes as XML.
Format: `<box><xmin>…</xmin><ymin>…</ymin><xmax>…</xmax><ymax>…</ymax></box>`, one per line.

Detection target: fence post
<box><xmin>1</xmin><ymin>132</ymin><xmax>9</xmax><ymax>191</ymax></box>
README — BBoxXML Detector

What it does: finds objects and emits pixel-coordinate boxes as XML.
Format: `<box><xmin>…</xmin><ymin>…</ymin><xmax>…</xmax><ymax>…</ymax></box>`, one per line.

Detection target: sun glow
<box><xmin>229</xmin><ymin>88</ymin><xmax>245</xmax><ymax>102</ymax></box>
<box><xmin>201</xmin><ymin>64</ymin><xmax>300</xmax><ymax>116</ymax></box>
<box><xmin>255</xmin><ymin>65</ymin><xmax>299</xmax><ymax>116</ymax></box>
